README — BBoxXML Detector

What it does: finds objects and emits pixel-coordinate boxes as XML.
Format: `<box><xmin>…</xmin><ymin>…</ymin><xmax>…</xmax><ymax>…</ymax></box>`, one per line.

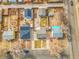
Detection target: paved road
<box><xmin>66</xmin><ymin>0</ymin><xmax>79</xmax><ymax>59</ymax></box>
<box><xmin>31</xmin><ymin>50</ymin><xmax>70</xmax><ymax>59</ymax></box>
<box><xmin>32</xmin><ymin>50</ymin><xmax>57</xmax><ymax>59</ymax></box>
<box><xmin>0</xmin><ymin>3</ymin><xmax>64</xmax><ymax>9</ymax></box>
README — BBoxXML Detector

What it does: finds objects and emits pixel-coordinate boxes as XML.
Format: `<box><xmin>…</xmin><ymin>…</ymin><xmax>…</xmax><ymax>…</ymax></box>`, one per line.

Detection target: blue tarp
<box><xmin>51</xmin><ymin>26</ymin><xmax>63</xmax><ymax>38</ymax></box>
<box><xmin>20</xmin><ymin>25</ymin><xmax>31</xmax><ymax>40</ymax></box>
<box><xmin>24</xmin><ymin>9</ymin><xmax>33</xmax><ymax>19</ymax></box>
<box><xmin>2</xmin><ymin>31</ymin><xmax>15</xmax><ymax>40</ymax></box>
<box><xmin>9</xmin><ymin>0</ymin><xmax>16</xmax><ymax>2</ymax></box>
